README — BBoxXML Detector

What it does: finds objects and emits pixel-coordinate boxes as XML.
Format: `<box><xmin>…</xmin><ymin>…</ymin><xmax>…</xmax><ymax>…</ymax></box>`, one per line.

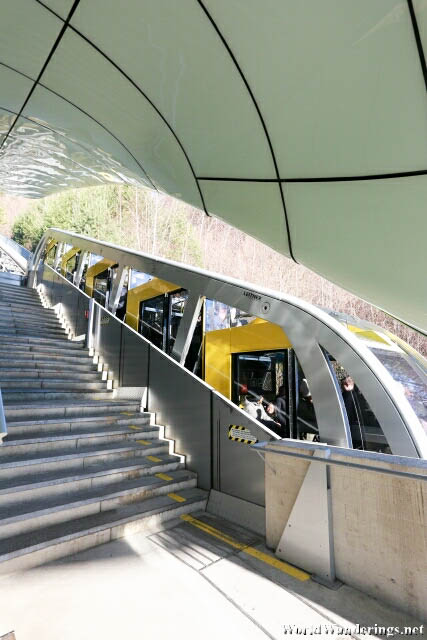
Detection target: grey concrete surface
<box><xmin>0</xmin><ymin>512</ymin><xmax>423</xmax><ymax>640</ymax></box>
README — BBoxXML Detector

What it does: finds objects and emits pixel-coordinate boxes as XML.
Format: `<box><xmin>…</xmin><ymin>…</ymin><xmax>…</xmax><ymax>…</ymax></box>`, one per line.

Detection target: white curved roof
<box><xmin>1</xmin><ymin>1</ymin><xmax>426</xmax><ymax>332</ymax></box>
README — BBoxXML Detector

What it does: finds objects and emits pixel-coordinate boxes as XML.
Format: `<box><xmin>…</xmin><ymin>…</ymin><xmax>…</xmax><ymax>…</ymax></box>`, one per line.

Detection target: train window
<box><xmin>45</xmin><ymin>245</ymin><xmax>56</xmax><ymax>267</ymax></box>
<box><xmin>326</xmin><ymin>354</ymin><xmax>391</xmax><ymax>453</ymax></box>
<box><xmin>64</xmin><ymin>253</ymin><xmax>78</xmax><ymax>282</ymax></box>
<box><xmin>233</xmin><ymin>350</ymin><xmax>288</xmax><ymax>437</ymax></box>
<box><xmin>295</xmin><ymin>362</ymin><xmax>319</xmax><ymax>440</ymax></box>
<box><xmin>369</xmin><ymin>347</ymin><xmax>427</xmax><ymax>435</ymax></box>
<box><xmin>93</xmin><ymin>267</ymin><xmax>113</xmax><ymax>308</ymax></box>
<box><xmin>205</xmin><ymin>299</ymin><xmax>255</xmax><ymax>332</ymax></box>
<box><xmin>129</xmin><ymin>269</ymin><xmax>152</xmax><ymax>290</ymax></box>
<box><xmin>140</xmin><ymin>295</ymin><xmax>166</xmax><ymax>350</ymax></box>
<box><xmin>167</xmin><ymin>290</ymin><xmax>188</xmax><ymax>355</ymax></box>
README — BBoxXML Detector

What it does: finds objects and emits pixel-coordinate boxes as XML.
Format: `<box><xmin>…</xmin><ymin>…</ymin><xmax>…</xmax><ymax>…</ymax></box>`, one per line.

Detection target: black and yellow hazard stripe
<box><xmin>228</xmin><ymin>425</ymin><xmax>258</xmax><ymax>444</ymax></box>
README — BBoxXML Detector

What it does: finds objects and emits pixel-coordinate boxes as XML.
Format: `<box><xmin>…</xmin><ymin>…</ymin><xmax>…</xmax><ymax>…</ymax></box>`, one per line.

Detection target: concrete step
<box><xmin>0</xmin><ymin>355</ymin><xmax>97</xmax><ymax>368</ymax></box>
<box><xmin>0</xmin><ymin>426</ymin><xmax>159</xmax><ymax>457</ymax></box>
<box><xmin>0</xmin><ymin>470</ymin><xmax>197</xmax><ymax>541</ymax></box>
<box><xmin>5</xmin><ymin>413</ymin><xmax>152</xmax><ymax>437</ymax></box>
<box><xmin>0</xmin><ymin>452</ymin><xmax>182</xmax><ymax>498</ymax></box>
<box><xmin>0</xmin><ymin>301</ymin><xmax>46</xmax><ymax>312</ymax></box>
<box><xmin>0</xmin><ymin>443</ymin><xmax>175</xmax><ymax>483</ymax></box>
<box><xmin>0</xmin><ymin>294</ymin><xmax>42</xmax><ymax>304</ymax></box>
<box><xmin>0</xmin><ymin>322</ymin><xmax>67</xmax><ymax>339</ymax></box>
<box><xmin>0</xmin><ymin>334</ymin><xmax>82</xmax><ymax>347</ymax></box>
<box><xmin>2</xmin><ymin>390</ymin><xmax>114</xmax><ymax>404</ymax></box>
<box><xmin>0</xmin><ymin>369</ymin><xmax>101</xmax><ymax>380</ymax></box>
<box><xmin>0</xmin><ymin>380</ymin><xmax>106</xmax><ymax>391</ymax></box>
<box><xmin>0</xmin><ymin>306</ymin><xmax>57</xmax><ymax>317</ymax></box>
<box><xmin>0</xmin><ymin>344</ymin><xmax>88</xmax><ymax>357</ymax></box>
<box><xmin>0</xmin><ymin>282</ymin><xmax>38</xmax><ymax>295</ymax></box>
<box><xmin>0</xmin><ymin>465</ymin><xmax>191</xmax><ymax>511</ymax></box>
<box><xmin>4</xmin><ymin>400</ymin><xmax>141</xmax><ymax>421</ymax></box>
<box><xmin>0</xmin><ymin>311</ymin><xmax>60</xmax><ymax>324</ymax></box>
<box><xmin>0</xmin><ymin>487</ymin><xmax>208</xmax><ymax>574</ymax></box>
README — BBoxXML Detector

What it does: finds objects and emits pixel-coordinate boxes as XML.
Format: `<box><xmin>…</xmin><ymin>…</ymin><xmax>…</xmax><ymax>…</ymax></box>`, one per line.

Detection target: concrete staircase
<box><xmin>0</xmin><ymin>279</ymin><xmax>207</xmax><ymax>574</ymax></box>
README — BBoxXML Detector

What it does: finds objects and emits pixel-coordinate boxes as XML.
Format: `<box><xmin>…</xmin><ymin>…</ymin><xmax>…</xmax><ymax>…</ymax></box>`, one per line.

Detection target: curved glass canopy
<box><xmin>0</xmin><ymin>0</ymin><xmax>426</xmax><ymax>333</ymax></box>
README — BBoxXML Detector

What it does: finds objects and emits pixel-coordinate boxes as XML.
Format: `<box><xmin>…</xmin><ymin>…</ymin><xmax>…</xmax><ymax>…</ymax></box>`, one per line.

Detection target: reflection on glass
<box><xmin>328</xmin><ymin>355</ymin><xmax>390</xmax><ymax>453</ymax></box>
<box><xmin>370</xmin><ymin>347</ymin><xmax>427</xmax><ymax>435</ymax></box>
<box><xmin>233</xmin><ymin>350</ymin><xmax>288</xmax><ymax>437</ymax></box>
<box><xmin>93</xmin><ymin>268</ymin><xmax>111</xmax><ymax>308</ymax></box>
<box><xmin>205</xmin><ymin>299</ymin><xmax>255</xmax><ymax>332</ymax></box>
<box><xmin>167</xmin><ymin>290</ymin><xmax>188</xmax><ymax>354</ymax></box>
<box><xmin>140</xmin><ymin>295</ymin><xmax>165</xmax><ymax>350</ymax></box>
<box><xmin>129</xmin><ymin>269</ymin><xmax>152</xmax><ymax>290</ymax></box>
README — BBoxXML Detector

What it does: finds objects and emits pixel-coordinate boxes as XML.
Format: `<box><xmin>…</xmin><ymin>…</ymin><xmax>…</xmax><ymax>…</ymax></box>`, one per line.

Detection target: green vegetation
<box><xmin>11</xmin><ymin>185</ymin><xmax>202</xmax><ymax>266</ymax></box>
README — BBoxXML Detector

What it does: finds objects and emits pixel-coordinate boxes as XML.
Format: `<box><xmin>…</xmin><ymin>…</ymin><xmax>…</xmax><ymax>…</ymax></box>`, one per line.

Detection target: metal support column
<box><xmin>108</xmin><ymin>265</ymin><xmax>128</xmax><ymax>315</ymax></box>
<box><xmin>171</xmin><ymin>293</ymin><xmax>203</xmax><ymax>365</ymax></box>
<box><xmin>73</xmin><ymin>250</ymin><xmax>89</xmax><ymax>288</ymax></box>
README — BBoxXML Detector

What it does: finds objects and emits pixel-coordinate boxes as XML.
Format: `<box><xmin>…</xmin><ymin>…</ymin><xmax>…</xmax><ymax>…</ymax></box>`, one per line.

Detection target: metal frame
<box><xmin>28</xmin><ymin>228</ymin><xmax>427</xmax><ymax>459</ymax></box>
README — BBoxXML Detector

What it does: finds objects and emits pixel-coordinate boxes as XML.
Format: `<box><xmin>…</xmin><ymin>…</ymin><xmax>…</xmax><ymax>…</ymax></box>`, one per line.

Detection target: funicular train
<box><xmin>42</xmin><ymin>238</ymin><xmax>427</xmax><ymax>458</ymax></box>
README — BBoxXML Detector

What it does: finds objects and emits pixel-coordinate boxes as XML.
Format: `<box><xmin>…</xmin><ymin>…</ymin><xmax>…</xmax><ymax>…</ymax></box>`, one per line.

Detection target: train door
<box><xmin>93</xmin><ymin>265</ymin><xmax>118</xmax><ymax>309</ymax></box>
<box><xmin>138</xmin><ymin>288</ymin><xmax>192</xmax><ymax>355</ymax></box>
<box><xmin>232</xmin><ymin>349</ymin><xmax>291</xmax><ymax>437</ymax></box>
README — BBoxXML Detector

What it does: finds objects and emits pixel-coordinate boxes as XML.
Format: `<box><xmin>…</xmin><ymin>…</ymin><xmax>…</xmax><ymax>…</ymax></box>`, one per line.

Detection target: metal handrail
<box><xmin>0</xmin><ymin>388</ymin><xmax>7</xmax><ymax>442</ymax></box>
<box><xmin>253</xmin><ymin>441</ymin><xmax>427</xmax><ymax>481</ymax></box>
<box><xmin>28</xmin><ymin>228</ymin><xmax>427</xmax><ymax>459</ymax></box>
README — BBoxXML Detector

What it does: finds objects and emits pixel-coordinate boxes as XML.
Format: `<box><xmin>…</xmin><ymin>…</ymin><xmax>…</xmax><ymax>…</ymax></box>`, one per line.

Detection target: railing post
<box><xmin>86</xmin><ymin>297</ymin><xmax>95</xmax><ymax>352</ymax></box>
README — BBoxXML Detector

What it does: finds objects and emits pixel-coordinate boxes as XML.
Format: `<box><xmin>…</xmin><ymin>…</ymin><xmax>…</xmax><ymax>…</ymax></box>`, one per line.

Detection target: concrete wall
<box><xmin>264</xmin><ymin>443</ymin><xmax>427</xmax><ymax>620</ymax></box>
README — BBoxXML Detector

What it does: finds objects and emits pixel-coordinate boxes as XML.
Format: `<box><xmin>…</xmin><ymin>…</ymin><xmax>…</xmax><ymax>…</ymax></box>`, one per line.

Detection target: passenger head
<box><xmin>342</xmin><ymin>376</ymin><xmax>354</xmax><ymax>392</ymax></box>
<box><xmin>266</xmin><ymin>403</ymin><xmax>275</xmax><ymax>415</ymax></box>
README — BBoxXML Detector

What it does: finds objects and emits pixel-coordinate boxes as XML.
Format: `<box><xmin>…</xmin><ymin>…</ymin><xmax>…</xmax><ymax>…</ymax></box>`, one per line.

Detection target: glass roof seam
<box><xmin>407</xmin><ymin>0</ymin><xmax>427</xmax><ymax>91</ymax></box>
<box><xmin>60</xmin><ymin>27</ymin><xmax>208</xmax><ymax>215</ymax></box>
<box><xmin>197</xmin><ymin>1</ymin><xmax>296</xmax><ymax>262</ymax></box>
<box><xmin>0</xmin><ymin>0</ymin><xmax>82</xmax><ymax>153</ymax></box>
<box><xmin>0</xmin><ymin>59</ymin><xmax>156</xmax><ymax>190</ymax></box>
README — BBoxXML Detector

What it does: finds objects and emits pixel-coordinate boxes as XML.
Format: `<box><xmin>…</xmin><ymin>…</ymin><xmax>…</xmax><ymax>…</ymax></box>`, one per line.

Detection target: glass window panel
<box><xmin>370</xmin><ymin>347</ymin><xmax>427</xmax><ymax>435</ymax></box>
<box><xmin>167</xmin><ymin>290</ymin><xmax>188</xmax><ymax>355</ymax></box>
<box><xmin>206</xmin><ymin>0</ymin><xmax>427</xmax><ymax>176</ymax></box>
<box><xmin>327</xmin><ymin>354</ymin><xmax>391</xmax><ymax>453</ymax></box>
<box><xmin>205</xmin><ymin>299</ymin><xmax>256</xmax><ymax>333</ymax></box>
<box><xmin>286</xmin><ymin>177</ymin><xmax>427</xmax><ymax>333</ymax></box>
<box><xmin>129</xmin><ymin>270</ymin><xmax>153</xmax><ymax>290</ymax></box>
<box><xmin>0</xmin><ymin>0</ymin><xmax>63</xmax><ymax>78</ymax></box>
<box><xmin>234</xmin><ymin>350</ymin><xmax>287</xmax><ymax>437</ymax></box>
<box><xmin>0</xmin><ymin>69</ymin><xmax>33</xmax><ymax>114</ymax></box>
<box><xmin>201</xmin><ymin>181</ymin><xmax>289</xmax><ymax>257</ymax></box>
<box><xmin>71</xmin><ymin>0</ymin><xmax>274</xmax><ymax>178</ymax></box>
<box><xmin>40</xmin><ymin>1</ymin><xmax>74</xmax><ymax>20</ymax></box>
<box><xmin>42</xmin><ymin>31</ymin><xmax>203</xmax><ymax>208</ymax></box>
<box><xmin>140</xmin><ymin>295</ymin><xmax>165</xmax><ymax>350</ymax></box>
<box><xmin>24</xmin><ymin>87</ymin><xmax>147</xmax><ymax>187</ymax></box>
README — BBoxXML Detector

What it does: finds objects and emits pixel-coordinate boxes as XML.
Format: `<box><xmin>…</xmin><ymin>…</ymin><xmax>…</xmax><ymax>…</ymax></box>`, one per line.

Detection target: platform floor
<box><xmin>0</xmin><ymin>512</ymin><xmax>423</xmax><ymax>639</ymax></box>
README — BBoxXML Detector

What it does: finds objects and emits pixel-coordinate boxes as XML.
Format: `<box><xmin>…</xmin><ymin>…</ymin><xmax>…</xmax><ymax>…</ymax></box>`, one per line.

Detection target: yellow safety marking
<box><xmin>181</xmin><ymin>514</ymin><xmax>310</xmax><ymax>581</ymax></box>
<box><xmin>136</xmin><ymin>439</ymin><xmax>151</xmax><ymax>445</ymax></box>
<box><xmin>168</xmin><ymin>493</ymin><xmax>186</xmax><ymax>503</ymax></box>
<box><xmin>128</xmin><ymin>425</ymin><xmax>141</xmax><ymax>430</ymax></box>
<box><xmin>121</xmin><ymin>412</ymin><xmax>135</xmax><ymax>416</ymax></box>
<box><xmin>146</xmin><ymin>455</ymin><xmax>162</xmax><ymax>462</ymax></box>
<box><xmin>155</xmin><ymin>473</ymin><xmax>173</xmax><ymax>481</ymax></box>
